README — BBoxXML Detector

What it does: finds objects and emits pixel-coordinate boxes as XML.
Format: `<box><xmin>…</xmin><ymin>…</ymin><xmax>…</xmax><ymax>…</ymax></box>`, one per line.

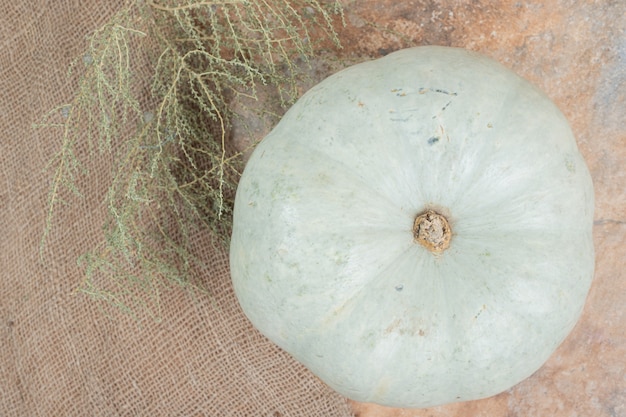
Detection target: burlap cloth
<box><xmin>0</xmin><ymin>2</ymin><xmax>353</xmax><ymax>416</ymax></box>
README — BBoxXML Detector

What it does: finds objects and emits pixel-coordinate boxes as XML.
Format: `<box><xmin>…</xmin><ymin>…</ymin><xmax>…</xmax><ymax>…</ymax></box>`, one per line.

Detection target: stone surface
<box><xmin>329</xmin><ymin>1</ymin><xmax>626</xmax><ymax>416</ymax></box>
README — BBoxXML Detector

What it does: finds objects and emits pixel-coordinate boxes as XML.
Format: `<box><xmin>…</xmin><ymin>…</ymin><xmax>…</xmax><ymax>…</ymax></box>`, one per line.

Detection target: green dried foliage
<box><xmin>37</xmin><ymin>0</ymin><xmax>342</xmax><ymax>318</ymax></box>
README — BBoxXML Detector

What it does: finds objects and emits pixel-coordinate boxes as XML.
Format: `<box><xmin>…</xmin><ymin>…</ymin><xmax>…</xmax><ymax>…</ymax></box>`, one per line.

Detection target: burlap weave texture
<box><xmin>0</xmin><ymin>1</ymin><xmax>353</xmax><ymax>416</ymax></box>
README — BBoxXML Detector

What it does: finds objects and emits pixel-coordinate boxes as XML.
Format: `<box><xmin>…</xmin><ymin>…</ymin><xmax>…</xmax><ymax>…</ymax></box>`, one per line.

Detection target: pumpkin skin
<box><xmin>229</xmin><ymin>46</ymin><xmax>595</xmax><ymax>408</ymax></box>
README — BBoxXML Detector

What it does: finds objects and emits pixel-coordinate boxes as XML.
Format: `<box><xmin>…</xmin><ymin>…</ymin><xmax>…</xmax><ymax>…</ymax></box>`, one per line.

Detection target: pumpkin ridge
<box><xmin>282</xmin><ymin>136</ymin><xmax>407</xmax><ymax>209</ymax></box>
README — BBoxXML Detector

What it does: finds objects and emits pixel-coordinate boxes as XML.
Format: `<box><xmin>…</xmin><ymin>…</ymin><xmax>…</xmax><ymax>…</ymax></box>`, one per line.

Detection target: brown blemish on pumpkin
<box><xmin>384</xmin><ymin>318</ymin><xmax>427</xmax><ymax>337</ymax></box>
<box><xmin>384</xmin><ymin>318</ymin><xmax>402</xmax><ymax>335</ymax></box>
<box><xmin>413</xmin><ymin>210</ymin><xmax>452</xmax><ymax>253</ymax></box>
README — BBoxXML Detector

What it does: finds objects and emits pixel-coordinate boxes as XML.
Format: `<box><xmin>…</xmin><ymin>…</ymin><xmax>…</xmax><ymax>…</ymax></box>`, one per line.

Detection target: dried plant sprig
<box><xmin>37</xmin><ymin>0</ymin><xmax>343</xmax><ymax>318</ymax></box>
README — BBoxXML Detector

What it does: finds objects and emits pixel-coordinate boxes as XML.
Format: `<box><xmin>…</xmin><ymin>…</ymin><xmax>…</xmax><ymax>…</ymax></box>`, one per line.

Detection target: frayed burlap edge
<box><xmin>0</xmin><ymin>1</ymin><xmax>353</xmax><ymax>416</ymax></box>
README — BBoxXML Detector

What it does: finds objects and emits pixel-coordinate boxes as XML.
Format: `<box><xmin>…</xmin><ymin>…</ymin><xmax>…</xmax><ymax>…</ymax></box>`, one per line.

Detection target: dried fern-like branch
<box><xmin>37</xmin><ymin>0</ymin><xmax>342</xmax><ymax>318</ymax></box>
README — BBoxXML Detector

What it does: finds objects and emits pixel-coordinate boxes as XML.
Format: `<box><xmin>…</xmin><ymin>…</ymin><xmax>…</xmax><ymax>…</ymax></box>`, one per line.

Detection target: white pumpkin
<box><xmin>229</xmin><ymin>46</ymin><xmax>595</xmax><ymax>408</ymax></box>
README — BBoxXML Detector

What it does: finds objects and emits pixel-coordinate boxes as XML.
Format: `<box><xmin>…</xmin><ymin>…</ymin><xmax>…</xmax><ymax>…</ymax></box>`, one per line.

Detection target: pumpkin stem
<box><xmin>413</xmin><ymin>210</ymin><xmax>451</xmax><ymax>253</ymax></box>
